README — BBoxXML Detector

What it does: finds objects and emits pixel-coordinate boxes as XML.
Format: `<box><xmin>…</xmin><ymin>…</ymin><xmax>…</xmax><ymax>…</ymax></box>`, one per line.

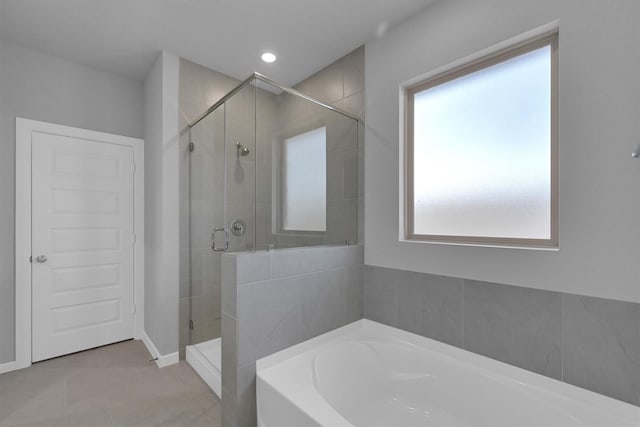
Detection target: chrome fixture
<box><xmin>188</xmin><ymin>72</ymin><xmax>362</xmax><ymax>129</ymax></box>
<box><xmin>231</xmin><ymin>219</ymin><xmax>246</xmax><ymax>236</ymax></box>
<box><xmin>632</xmin><ymin>152</ymin><xmax>639</xmax><ymax>159</ymax></box>
<box><xmin>211</xmin><ymin>228</ymin><xmax>229</xmax><ymax>252</ymax></box>
<box><xmin>236</xmin><ymin>142</ymin><xmax>250</xmax><ymax>157</ymax></box>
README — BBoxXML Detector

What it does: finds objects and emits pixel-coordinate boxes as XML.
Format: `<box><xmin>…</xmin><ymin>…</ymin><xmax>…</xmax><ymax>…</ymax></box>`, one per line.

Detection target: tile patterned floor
<box><xmin>0</xmin><ymin>340</ymin><xmax>220</xmax><ymax>427</ymax></box>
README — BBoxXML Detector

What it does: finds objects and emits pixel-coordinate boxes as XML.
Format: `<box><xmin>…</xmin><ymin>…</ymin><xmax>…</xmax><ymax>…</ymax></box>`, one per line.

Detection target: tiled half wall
<box><xmin>221</xmin><ymin>245</ymin><xmax>364</xmax><ymax>427</ymax></box>
<box><xmin>365</xmin><ymin>265</ymin><xmax>640</xmax><ymax>406</ymax></box>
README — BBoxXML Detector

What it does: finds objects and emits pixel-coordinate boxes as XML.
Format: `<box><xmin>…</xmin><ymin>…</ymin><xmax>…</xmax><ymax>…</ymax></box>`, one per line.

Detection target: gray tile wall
<box><xmin>563</xmin><ymin>295</ymin><xmax>640</xmax><ymax>405</ymax></box>
<box><xmin>364</xmin><ymin>265</ymin><xmax>640</xmax><ymax>406</ymax></box>
<box><xmin>265</xmin><ymin>94</ymin><xmax>360</xmax><ymax>248</ymax></box>
<box><xmin>222</xmin><ymin>245</ymin><xmax>364</xmax><ymax>427</ymax></box>
<box><xmin>292</xmin><ymin>45</ymin><xmax>365</xmax><ymax>245</ymax></box>
<box><xmin>178</xmin><ymin>59</ymin><xmax>241</xmax><ymax>357</ymax></box>
<box><xmin>179</xmin><ymin>47</ymin><xmax>364</xmax><ymax>357</ymax></box>
<box><xmin>254</xmin><ymin>46</ymin><xmax>364</xmax><ymax>251</ymax></box>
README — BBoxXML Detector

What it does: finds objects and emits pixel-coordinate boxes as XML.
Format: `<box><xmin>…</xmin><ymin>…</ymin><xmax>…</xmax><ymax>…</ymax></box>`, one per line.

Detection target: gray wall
<box><xmin>363</xmin><ymin>1</ymin><xmax>640</xmax><ymax>406</ymax></box>
<box><xmin>0</xmin><ymin>39</ymin><xmax>144</xmax><ymax>364</ymax></box>
<box><xmin>364</xmin><ymin>265</ymin><xmax>640</xmax><ymax>406</ymax></box>
<box><xmin>365</xmin><ymin>0</ymin><xmax>640</xmax><ymax>304</ymax></box>
<box><xmin>221</xmin><ymin>245</ymin><xmax>364</xmax><ymax>427</ymax></box>
<box><xmin>144</xmin><ymin>51</ymin><xmax>181</xmax><ymax>356</ymax></box>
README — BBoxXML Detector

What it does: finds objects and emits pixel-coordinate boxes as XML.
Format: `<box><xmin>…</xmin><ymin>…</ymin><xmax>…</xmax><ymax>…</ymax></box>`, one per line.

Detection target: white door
<box><xmin>31</xmin><ymin>132</ymin><xmax>135</xmax><ymax>362</ymax></box>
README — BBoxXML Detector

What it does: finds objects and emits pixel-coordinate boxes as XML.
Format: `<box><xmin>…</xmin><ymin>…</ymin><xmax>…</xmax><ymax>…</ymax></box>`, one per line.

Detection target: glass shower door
<box><xmin>189</xmin><ymin>104</ymin><xmax>225</xmax><ymax>347</ymax></box>
<box><xmin>188</xmin><ymin>80</ymin><xmax>256</xmax><ymax>353</ymax></box>
<box><xmin>223</xmin><ymin>81</ymin><xmax>256</xmax><ymax>253</ymax></box>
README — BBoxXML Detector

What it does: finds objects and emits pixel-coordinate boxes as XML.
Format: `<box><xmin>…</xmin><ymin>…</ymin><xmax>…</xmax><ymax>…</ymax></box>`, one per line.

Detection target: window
<box><xmin>404</xmin><ymin>33</ymin><xmax>558</xmax><ymax>248</ymax></box>
<box><xmin>281</xmin><ymin>126</ymin><xmax>327</xmax><ymax>231</ymax></box>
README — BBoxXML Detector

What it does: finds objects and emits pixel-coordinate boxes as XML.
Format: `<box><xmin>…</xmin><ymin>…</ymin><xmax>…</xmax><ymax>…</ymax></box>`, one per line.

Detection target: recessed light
<box><xmin>261</xmin><ymin>51</ymin><xmax>277</xmax><ymax>63</ymax></box>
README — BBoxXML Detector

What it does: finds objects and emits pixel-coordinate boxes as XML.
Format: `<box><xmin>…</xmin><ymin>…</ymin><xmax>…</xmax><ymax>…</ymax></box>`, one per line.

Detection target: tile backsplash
<box><xmin>563</xmin><ymin>294</ymin><xmax>640</xmax><ymax>405</ymax></box>
<box><xmin>364</xmin><ymin>265</ymin><xmax>640</xmax><ymax>406</ymax></box>
<box><xmin>221</xmin><ymin>255</ymin><xmax>638</xmax><ymax>427</ymax></box>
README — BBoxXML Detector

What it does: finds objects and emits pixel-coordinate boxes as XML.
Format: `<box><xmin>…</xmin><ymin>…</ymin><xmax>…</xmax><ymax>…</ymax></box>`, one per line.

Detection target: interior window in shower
<box><xmin>281</xmin><ymin>126</ymin><xmax>327</xmax><ymax>232</ymax></box>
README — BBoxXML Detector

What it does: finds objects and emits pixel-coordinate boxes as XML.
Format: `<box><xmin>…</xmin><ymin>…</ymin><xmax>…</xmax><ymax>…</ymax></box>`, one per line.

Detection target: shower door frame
<box><xmin>187</xmin><ymin>72</ymin><xmax>362</xmax><ymax>250</ymax></box>
<box><xmin>189</xmin><ymin>72</ymin><xmax>361</xmax><ymax>129</ymax></box>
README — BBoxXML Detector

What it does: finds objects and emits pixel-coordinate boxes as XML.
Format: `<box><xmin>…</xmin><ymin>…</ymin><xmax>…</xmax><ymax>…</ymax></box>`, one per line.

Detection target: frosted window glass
<box><xmin>282</xmin><ymin>127</ymin><xmax>326</xmax><ymax>231</ymax></box>
<box><xmin>413</xmin><ymin>45</ymin><xmax>551</xmax><ymax>239</ymax></box>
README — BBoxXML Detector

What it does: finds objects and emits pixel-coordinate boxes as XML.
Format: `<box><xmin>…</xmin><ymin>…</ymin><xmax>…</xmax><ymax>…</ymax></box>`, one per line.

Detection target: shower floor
<box><xmin>186</xmin><ymin>337</ymin><xmax>221</xmax><ymax>398</ymax></box>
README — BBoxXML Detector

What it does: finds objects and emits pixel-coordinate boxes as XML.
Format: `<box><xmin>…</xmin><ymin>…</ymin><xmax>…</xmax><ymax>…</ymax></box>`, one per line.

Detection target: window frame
<box><xmin>404</xmin><ymin>32</ymin><xmax>559</xmax><ymax>248</ymax></box>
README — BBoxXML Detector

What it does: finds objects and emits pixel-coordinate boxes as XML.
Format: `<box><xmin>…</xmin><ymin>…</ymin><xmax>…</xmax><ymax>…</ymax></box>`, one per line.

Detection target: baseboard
<box><xmin>140</xmin><ymin>330</ymin><xmax>179</xmax><ymax>368</ymax></box>
<box><xmin>0</xmin><ymin>360</ymin><xmax>31</xmax><ymax>374</ymax></box>
<box><xmin>0</xmin><ymin>359</ymin><xmax>28</xmax><ymax>375</ymax></box>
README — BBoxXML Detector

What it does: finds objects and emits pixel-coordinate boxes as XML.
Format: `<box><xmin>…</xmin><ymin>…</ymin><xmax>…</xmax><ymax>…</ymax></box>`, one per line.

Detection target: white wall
<box><xmin>144</xmin><ymin>51</ymin><xmax>181</xmax><ymax>356</ymax></box>
<box><xmin>0</xmin><ymin>40</ymin><xmax>144</xmax><ymax>364</ymax></box>
<box><xmin>365</xmin><ymin>0</ymin><xmax>640</xmax><ymax>303</ymax></box>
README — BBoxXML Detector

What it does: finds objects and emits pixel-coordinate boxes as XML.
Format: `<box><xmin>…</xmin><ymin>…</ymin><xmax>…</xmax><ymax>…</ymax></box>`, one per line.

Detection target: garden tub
<box><xmin>256</xmin><ymin>319</ymin><xmax>639</xmax><ymax>427</ymax></box>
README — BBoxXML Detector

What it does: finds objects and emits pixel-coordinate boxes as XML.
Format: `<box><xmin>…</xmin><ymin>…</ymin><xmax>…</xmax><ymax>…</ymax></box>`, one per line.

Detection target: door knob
<box><xmin>36</xmin><ymin>255</ymin><xmax>47</xmax><ymax>263</ymax></box>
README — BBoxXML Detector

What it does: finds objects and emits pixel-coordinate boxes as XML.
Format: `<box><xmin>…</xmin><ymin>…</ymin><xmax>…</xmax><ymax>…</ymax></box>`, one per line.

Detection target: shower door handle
<box><xmin>211</xmin><ymin>228</ymin><xmax>229</xmax><ymax>252</ymax></box>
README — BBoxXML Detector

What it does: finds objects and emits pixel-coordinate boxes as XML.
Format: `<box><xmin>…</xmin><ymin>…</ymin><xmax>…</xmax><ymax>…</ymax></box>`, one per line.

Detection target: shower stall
<box><xmin>184</xmin><ymin>73</ymin><xmax>361</xmax><ymax>395</ymax></box>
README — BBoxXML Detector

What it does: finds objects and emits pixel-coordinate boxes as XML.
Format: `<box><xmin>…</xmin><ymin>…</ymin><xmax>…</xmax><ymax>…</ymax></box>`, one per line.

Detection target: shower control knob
<box><xmin>36</xmin><ymin>255</ymin><xmax>48</xmax><ymax>263</ymax></box>
<box><xmin>231</xmin><ymin>219</ymin><xmax>246</xmax><ymax>237</ymax></box>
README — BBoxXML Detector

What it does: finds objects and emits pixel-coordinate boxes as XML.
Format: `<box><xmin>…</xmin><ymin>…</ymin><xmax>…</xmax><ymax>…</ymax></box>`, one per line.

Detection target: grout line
<box><xmin>221</xmin><ymin>309</ymin><xmax>237</xmax><ymax>321</ymax></box>
<box><xmin>363</xmin><ymin>266</ymin><xmax>368</xmax><ymax>319</ymax></box>
<box><xmin>461</xmin><ymin>279</ymin><xmax>465</xmax><ymax>349</ymax></box>
<box><xmin>394</xmin><ymin>273</ymin><xmax>399</xmax><ymax>327</ymax></box>
<box><xmin>107</xmin><ymin>394</ymin><xmax>115</xmax><ymax>427</ymax></box>
<box><xmin>560</xmin><ymin>292</ymin><xmax>565</xmax><ymax>382</ymax></box>
<box><xmin>298</xmin><ymin>273</ymin><xmax>303</xmax><ymax>342</ymax></box>
<box><xmin>63</xmin><ymin>373</ymin><xmax>67</xmax><ymax>409</ymax></box>
<box><xmin>341</xmin><ymin>265</ymin><xmax>347</xmax><ymax>323</ymax></box>
<box><xmin>237</xmin><ymin>359</ymin><xmax>258</xmax><ymax>371</ymax></box>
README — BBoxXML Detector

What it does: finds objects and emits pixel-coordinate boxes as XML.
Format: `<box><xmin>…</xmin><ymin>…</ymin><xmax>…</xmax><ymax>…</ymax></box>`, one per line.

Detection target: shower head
<box><xmin>236</xmin><ymin>142</ymin><xmax>250</xmax><ymax>157</ymax></box>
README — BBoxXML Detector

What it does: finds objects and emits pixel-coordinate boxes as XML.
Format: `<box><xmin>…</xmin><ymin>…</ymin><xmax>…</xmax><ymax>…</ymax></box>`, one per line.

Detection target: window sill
<box><xmin>399</xmin><ymin>238</ymin><xmax>559</xmax><ymax>251</ymax></box>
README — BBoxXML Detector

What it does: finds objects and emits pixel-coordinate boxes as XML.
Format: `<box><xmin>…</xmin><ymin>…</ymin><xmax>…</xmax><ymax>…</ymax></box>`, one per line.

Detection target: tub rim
<box><xmin>257</xmin><ymin>319</ymin><xmax>640</xmax><ymax>425</ymax></box>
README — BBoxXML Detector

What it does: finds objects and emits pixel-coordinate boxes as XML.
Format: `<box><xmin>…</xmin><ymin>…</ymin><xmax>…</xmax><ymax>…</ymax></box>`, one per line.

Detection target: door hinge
<box><xmin>132</xmin><ymin>161</ymin><xmax>136</xmax><ymax>174</ymax></box>
<box><xmin>132</xmin><ymin>304</ymin><xmax>136</xmax><ymax>314</ymax></box>
<box><xmin>189</xmin><ymin>320</ymin><xmax>194</xmax><ymax>330</ymax></box>
<box><xmin>188</xmin><ymin>142</ymin><xmax>195</xmax><ymax>152</ymax></box>
<box><xmin>29</xmin><ymin>255</ymin><xmax>32</xmax><ymax>263</ymax></box>
<box><xmin>132</xmin><ymin>233</ymin><xmax>136</xmax><ymax>245</ymax></box>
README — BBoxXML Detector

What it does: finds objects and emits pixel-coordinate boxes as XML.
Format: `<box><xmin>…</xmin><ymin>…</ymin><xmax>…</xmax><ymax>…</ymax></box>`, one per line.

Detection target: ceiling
<box><xmin>0</xmin><ymin>0</ymin><xmax>436</xmax><ymax>86</ymax></box>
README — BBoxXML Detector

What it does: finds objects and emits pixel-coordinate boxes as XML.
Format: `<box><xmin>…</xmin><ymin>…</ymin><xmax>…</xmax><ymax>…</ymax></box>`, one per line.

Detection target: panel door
<box><xmin>31</xmin><ymin>131</ymin><xmax>135</xmax><ymax>362</ymax></box>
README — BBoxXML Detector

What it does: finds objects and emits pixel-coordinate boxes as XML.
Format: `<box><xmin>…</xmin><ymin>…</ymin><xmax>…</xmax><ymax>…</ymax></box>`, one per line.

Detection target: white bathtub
<box><xmin>256</xmin><ymin>319</ymin><xmax>639</xmax><ymax>427</ymax></box>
